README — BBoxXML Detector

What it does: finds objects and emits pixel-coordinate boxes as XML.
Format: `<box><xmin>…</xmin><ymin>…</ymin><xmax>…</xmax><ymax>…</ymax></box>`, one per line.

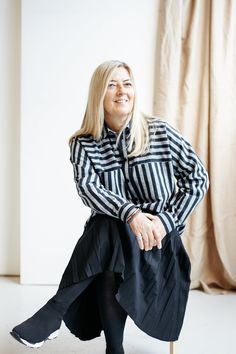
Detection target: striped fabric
<box><xmin>70</xmin><ymin>118</ymin><xmax>209</xmax><ymax>235</ymax></box>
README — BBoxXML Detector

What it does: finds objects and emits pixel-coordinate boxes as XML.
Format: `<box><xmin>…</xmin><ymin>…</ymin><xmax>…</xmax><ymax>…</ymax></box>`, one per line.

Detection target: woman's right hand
<box><xmin>128</xmin><ymin>212</ymin><xmax>159</xmax><ymax>251</ymax></box>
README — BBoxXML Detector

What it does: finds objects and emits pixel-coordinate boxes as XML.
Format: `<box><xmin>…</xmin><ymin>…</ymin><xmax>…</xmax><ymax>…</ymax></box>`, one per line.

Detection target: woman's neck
<box><xmin>104</xmin><ymin>115</ymin><xmax>129</xmax><ymax>133</ymax></box>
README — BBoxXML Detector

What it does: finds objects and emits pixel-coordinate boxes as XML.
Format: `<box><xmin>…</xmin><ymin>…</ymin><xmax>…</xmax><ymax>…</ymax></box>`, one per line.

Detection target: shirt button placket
<box><xmin>122</xmin><ymin>135</ymin><xmax>130</xmax><ymax>183</ymax></box>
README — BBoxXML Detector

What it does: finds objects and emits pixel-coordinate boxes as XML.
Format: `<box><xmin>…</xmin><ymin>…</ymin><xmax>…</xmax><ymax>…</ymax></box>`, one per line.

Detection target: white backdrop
<box><xmin>20</xmin><ymin>0</ymin><xmax>158</xmax><ymax>284</ymax></box>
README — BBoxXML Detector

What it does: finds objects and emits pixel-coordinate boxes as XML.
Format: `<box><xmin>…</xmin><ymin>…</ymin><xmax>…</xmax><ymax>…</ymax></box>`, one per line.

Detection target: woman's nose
<box><xmin>117</xmin><ymin>84</ymin><xmax>126</xmax><ymax>95</ymax></box>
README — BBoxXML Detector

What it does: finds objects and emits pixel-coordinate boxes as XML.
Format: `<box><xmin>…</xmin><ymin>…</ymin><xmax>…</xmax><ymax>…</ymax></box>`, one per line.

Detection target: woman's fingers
<box><xmin>142</xmin><ymin>213</ymin><xmax>167</xmax><ymax>249</ymax></box>
<box><xmin>135</xmin><ymin>234</ymin><xmax>144</xmax><ymax>250</ymax></box>
<box><xmin>135</xmin><ymin>232</ymin><xmax>152</xmax><ymax>251</ymax></box>
<box><xmin>129</xmin><ymin>212</ymin><xmax>165</xmax><ymax>251</ymax></box>
<box><xmin>138</xmin><ymin>231</ymin><xmax>157</xmax><ymax>251</ymax></box>
<box><xmin>141</xmin><ymin>233</ymin><xmax>150</xmax><ymax>251</ymax></box>
<box><xmin>141</xmin><ymin>227</ymin><xmax>163</xmax><ymax>251</ymax></box>
<box><xmin>153</xmin><ymin>228</ymin><xmax>164</xmax><ymax>249</ymax></box>
<box><xmin>135</xmin><ymin>232</ymin><xmax>159</xmax><ymax>251</ymax></box>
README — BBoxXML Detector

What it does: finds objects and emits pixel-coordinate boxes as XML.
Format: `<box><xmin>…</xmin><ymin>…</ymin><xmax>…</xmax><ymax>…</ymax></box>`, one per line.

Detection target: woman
<box><xmin>10</xmin><ymin>60</ymin><xmax>209</xmax><ymax>354</ymax></box>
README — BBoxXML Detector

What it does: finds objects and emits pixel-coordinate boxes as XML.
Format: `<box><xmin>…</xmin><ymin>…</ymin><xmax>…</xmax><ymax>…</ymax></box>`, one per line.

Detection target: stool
<box><xmin>170</xmin><ymin>341</ymin><xmax>177</xmax><ymax>354</ymax></box>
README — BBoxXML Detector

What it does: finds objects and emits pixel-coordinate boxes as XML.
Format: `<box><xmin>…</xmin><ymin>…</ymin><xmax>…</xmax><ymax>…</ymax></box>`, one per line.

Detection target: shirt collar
<box><xmin>101</xmin><ymin>120</ymin><xmax>131</xmax><ymax>140</ymax></box>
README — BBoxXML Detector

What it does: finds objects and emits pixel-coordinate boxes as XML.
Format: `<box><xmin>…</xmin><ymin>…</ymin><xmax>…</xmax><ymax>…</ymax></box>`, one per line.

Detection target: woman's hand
<box><xmin>128</xmin><ymin>212</ymin><xmax>166</xmax><ymax>251</ymax></box>
<box><xmin>143</xmin><ymin>213</ymin><xmax>167</xmax><ymax>249</ymax></box>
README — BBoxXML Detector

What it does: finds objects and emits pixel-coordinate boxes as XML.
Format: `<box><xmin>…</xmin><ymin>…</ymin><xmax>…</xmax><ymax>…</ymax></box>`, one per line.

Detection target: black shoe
<box><xmin>10</xmin><ymin>328</ymin><xmax>59</xmax><ymax>348</ymax></box>
<box><xmin>10</xmin><ymin>299</ymin><xmax>62</xmax><ymax>348</ymax></box>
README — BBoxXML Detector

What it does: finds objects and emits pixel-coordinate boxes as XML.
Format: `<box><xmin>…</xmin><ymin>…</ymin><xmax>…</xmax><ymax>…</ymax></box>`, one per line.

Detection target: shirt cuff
<box><xmin>157</xmin><ymin>211</ymin><xmax>176</xmax><ymax>234</ymax></box>
<box><xmin>118</xmin><ymin>203</ymin><xmax>137</xmax><ymax>223</ymax></box>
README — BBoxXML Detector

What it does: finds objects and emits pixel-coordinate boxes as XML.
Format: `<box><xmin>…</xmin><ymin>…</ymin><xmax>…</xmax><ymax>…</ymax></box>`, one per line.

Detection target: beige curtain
<box><xmin>154</xmin><ymin>0</ymin><xmax>236</xmax><ymax>293</ymax></box>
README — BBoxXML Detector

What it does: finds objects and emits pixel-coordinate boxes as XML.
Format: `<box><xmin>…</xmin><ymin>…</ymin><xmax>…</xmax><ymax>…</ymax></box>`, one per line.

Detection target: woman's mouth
<box><xmin>114</xmin><ymin>99</ymin><xmax>128</xmax><ymax>103</ymax></box>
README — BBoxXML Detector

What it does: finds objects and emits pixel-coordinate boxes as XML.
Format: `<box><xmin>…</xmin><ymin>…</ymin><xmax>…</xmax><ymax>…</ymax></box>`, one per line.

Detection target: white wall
<box><xmin>19</xmin><ymin>0</ymin><xmax>158</xmax><ymax>284</ymax></box>
<box><xmin>0</xmin><ymin>0</ymin><xmax>20</xmax><ymax>275</ymax></box>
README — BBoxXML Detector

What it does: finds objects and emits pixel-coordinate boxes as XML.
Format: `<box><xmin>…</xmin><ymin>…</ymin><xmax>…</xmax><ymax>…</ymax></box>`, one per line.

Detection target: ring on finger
<box><xmin>136</xmin><ymin>234</ymin><xmax>142</xmax><ymax>241</ymax></box>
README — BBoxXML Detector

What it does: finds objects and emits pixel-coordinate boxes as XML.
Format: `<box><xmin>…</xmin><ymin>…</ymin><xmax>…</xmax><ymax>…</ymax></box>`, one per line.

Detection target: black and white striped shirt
<box><xmin>70</xmin><ymin>118</ymin><xmax>209</xmax><ymax>235</ymax></box>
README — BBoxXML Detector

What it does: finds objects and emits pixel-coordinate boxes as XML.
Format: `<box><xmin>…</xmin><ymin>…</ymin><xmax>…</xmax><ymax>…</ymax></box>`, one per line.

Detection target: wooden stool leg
<box><xmin>170</xmin><ymin>341</ymin><xmax>177</xmax><ymax>354</ymax></box>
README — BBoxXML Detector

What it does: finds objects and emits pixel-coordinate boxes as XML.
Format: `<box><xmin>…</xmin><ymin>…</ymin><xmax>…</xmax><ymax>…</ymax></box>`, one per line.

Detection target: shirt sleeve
<box><xmin>70</xmin><ymin>137</ymin><xmax>137</xmax><ymax>222</ymax></box>
<box><xmin>157</xmin><ymin>122</ymin><xmax>209</xmax><ymax>235</ymax></box>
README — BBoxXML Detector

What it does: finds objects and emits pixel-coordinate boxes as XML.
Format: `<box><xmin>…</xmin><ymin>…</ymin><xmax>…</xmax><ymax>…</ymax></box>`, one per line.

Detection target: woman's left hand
<box><xmin>142</xmin><ymin>213</ymin><xmax>166</xmax><ymax>249</ymax></box>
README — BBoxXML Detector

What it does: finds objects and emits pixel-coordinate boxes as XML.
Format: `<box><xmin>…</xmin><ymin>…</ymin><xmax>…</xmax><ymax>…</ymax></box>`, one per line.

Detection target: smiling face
<box><xmin>103</xmin><ymin>66</ymin><xmax>135</xmax><ymax>132</ymax></box>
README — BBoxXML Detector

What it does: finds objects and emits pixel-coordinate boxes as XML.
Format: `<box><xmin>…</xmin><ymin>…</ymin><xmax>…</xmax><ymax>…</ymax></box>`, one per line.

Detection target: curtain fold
<box><xmin>154</xmin><ymin>0</ymin><xmax>236</xmax><ymax>292</ymax></box>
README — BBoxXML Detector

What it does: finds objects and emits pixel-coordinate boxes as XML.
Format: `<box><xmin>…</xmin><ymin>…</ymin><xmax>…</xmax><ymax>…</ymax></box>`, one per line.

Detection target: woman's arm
<box><xmin>71</xmin><ymin>137</ymin><xmax>164</xmax><ymax>251</ymax></box>
<box><xmin>70</xmin><ymin>137</ymin><xmax>137</xmax><ymax>222</ymax></box>
<box><xmin>157</xmin><ymin>122</ymin><xmax>209</xmax><ymax>235</ymax></box>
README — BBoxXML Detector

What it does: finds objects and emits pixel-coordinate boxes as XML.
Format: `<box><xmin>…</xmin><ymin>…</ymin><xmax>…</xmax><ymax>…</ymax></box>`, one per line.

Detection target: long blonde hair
<box><xmin>69</xmin><ymin>60</ymin><xmax>152</xmax><ymax>157</ymax></box>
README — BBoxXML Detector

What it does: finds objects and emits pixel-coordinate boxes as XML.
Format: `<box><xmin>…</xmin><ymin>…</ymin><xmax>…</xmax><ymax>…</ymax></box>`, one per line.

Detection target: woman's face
<box><xmin>103</xmin><ymin>66</ymin><xmax>135</xmax><ymax>132</ymax></box>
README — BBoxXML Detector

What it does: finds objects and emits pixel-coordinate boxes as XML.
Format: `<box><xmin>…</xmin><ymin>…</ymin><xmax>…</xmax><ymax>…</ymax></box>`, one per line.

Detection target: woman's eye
<box><xmin>107</xmin><ymin>82</ymin><xmax>132</xmax><ymax>89</ymax></box>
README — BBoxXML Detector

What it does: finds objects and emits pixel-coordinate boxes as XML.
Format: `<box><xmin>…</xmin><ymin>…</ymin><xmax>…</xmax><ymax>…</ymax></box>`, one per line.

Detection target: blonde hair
<box><xmin>69</xmin><ymin>60</ymin><xmax>153</xmax><ymax>157</ymax></box>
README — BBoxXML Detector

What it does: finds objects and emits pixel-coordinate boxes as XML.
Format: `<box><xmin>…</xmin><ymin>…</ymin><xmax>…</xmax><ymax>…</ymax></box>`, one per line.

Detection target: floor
<box><xmin>1</xmin><ymin>276</ymin><xmax>235</xmax><ymax>354</ymax></box>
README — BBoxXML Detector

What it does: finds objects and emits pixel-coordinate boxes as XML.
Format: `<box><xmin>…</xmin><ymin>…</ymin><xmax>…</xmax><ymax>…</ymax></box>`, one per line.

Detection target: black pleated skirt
<box><xmin>57</xmin><ymin>214</ymin><xmax>191</xmax><ymax>342</ymax></box>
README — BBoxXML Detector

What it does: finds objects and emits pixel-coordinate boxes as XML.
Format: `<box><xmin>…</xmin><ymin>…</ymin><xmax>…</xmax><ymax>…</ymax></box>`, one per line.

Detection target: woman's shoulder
<box><xmin>69</xmin><ymin>134</ymin><xmax>97</xmax><ymax>161</ymax></box>
<box><xmin>70</xmin><ymin>133</ymin><xmax>96</xmax><ymax>147</ymax></box>
<box><xmin>146</xmin><ymin>116</ymin><xmax>181</xmax><ymax>138</ymax></box>
<box><xmin>146</xmin><ymin>116</ymin><xmax>166</xmax><ymax>127</ymax></box>
<box><xmin>145</xmin><ymin>115</ymin><xmax>170</xmax><ymax>134</ymax></box>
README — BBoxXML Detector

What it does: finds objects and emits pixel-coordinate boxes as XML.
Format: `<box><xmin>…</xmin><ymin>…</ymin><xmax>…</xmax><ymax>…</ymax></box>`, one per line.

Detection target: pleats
<box><xmin>58</xmin><ymin>214</ymin><xmax>191</xmax><ymax>341</ymax></box>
